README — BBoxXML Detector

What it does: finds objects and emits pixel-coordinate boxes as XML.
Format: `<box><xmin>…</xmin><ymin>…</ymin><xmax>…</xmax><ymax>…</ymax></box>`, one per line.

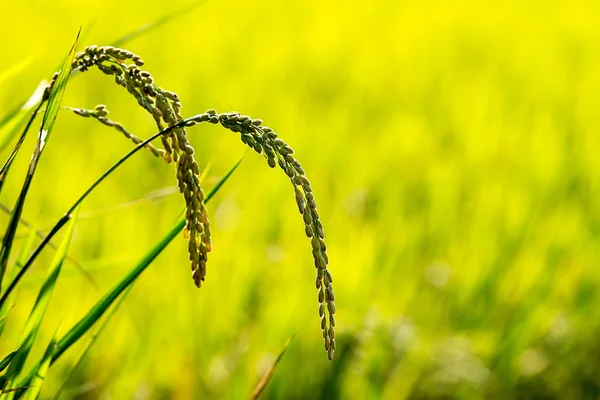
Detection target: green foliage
<box><xmin>0</xmin><ymin>7</ymin><xmax>331</xmax><ymax>399</ymax></box>
<box><xmin>1</xmin><ymin>209</ymin><xmax>78</xmax><ymax>393</ymax></box>
<box><xmin>0</xmin><ymin>31</ymin><xmax>79</xmax><ymax>291</ymax></box>
<box><xmin>3</xmin><ymin>1</ymin><xmax>600</xmax><ymax>399</ymax></box>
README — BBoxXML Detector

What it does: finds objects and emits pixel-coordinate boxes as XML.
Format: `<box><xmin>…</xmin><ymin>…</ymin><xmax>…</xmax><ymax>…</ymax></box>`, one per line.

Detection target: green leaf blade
<box><xmin>0</xmin><ymin>30</ymin><xmax>80</xmax><ymax>293</ymax></box>
<box><xmin>16</xmin><ymin>158</ymin><xmax>243</xmax><ymax>393</ymax></box>
<box><xmin>0</xmin><ymin>350</ymin><xmax>18</xmax><ymax>374</ymax></box>
<box><xmin>2</xmin><ymin>208</ymin><xmax>78</xmax><ymax>391</ymax></box>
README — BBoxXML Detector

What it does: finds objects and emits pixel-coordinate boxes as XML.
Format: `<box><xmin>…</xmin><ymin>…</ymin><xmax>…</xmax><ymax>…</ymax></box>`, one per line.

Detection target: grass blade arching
<box><xmin>0</xmin><ymin>94</ymin><xmax>45</xmax><ymax>196</ymax></box>
<box><xmin>0</xmin><ymin>350</ymin><xmax>18</xmax><ymax>374</ymax></box>
<box><xmin>22</xmin><ymin>331</ymin><xmax>58</xmax><ymax>400</ymax></box>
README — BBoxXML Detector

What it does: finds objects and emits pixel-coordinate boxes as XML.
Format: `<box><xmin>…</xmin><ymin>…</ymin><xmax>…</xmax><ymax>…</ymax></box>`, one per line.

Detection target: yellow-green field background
<box><xmin>1</xmin><ymin>0</ymin><xmax>600</xmax><ymax>398</ymax></box>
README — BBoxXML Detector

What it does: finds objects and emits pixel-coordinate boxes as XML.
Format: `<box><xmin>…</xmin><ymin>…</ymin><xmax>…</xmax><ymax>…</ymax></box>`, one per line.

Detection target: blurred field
<box><xmin>1</xmin><ymin>0</ymin><xmax>600</xmax><ymax>398</ymax></box>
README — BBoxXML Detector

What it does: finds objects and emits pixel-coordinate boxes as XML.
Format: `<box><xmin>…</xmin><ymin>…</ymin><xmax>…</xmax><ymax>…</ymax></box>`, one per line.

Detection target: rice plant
<box><xmin>0</xmin><ymin>35</ymin><xmax>334</xmax><ymax>399</ymax></box>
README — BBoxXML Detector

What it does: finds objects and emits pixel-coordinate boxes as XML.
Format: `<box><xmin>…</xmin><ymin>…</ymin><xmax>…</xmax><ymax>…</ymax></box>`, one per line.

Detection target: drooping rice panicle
<box><xmin>72</xmin><ymin>46</ymin><xmax>211</xmax><ymax>287</ymax></box>
<box><xmin>216</xmin><ymin>112</ymin><xmax>337</xmax><ymax>361</ymax></box>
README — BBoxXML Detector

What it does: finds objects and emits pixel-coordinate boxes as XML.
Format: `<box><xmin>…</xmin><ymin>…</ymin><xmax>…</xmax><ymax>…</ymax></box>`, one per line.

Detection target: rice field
<box><xmin>1</xmin><ymin>0</ymin><xmax>600</xmax><ymax>398</ymax></box>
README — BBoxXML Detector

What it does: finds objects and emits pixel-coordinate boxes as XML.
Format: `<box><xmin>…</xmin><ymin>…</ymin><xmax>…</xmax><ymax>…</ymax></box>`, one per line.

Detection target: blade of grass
<box><xmin>0</xmin><ymin>30</ymin><xmax>79</xmax><ymax>293</ymax></box>
<box><xmin>0</xmin><ymin>305</ymin><xmax>15</xmax><ymax>328</ymax></box>
<box><xmin>0</xmin><ymin>350</ymin><xmax>18</xmax><ymax>374</ymax></box>
<box><xmin>1</xmin><ymin>209</ymin><xmax>78</xmax><ymax>391</ymax></box>
<box><xmin>22</xmin><ymin>330</ymin><xmax>58</xmax><ymax>400</ymax></box>
<box><xmin>15</xmin><ymin>158</ymin><xmax>243</xmax><ymax>395</ymax></box>
<box><xmin>0</xmin><ymin>227</ymin><xmax>37</xmax><ymax>336</ymax></box>
<box><xmin>50</xmin><ymin>285</ymin><xmax>133</xmax><ymax>400</ymax></box>
<box><xmin>12</xmin><ymin>225</ymin><xmax>39</xmax><ymax>274</ymax></box>
<box><xmin>0</xmin><ymin>92</ymin><xmax>46</xmax><ymax>195</ymax></box>
<box><xmin>251</xmin><ymin>332</ymin><xmax>298</xmax><ymax>400</ymax></box>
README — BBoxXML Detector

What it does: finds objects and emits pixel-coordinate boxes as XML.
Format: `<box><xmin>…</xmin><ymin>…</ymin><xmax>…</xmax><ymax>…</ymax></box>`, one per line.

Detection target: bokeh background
<box><xmin>1</xmin><ymin>0</ymin><xmax>600</xmax><ymax>398</ymax></box>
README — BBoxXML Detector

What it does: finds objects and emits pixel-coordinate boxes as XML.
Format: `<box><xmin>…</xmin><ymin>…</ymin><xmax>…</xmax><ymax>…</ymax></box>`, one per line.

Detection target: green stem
<box><xmin>0</xmin><ymin>115</ymin><xmax>199</xmax><ymax>308</ymax></box>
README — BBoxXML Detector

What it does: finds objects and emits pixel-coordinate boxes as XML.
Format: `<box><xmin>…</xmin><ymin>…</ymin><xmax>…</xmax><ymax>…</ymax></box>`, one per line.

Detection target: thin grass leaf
<box><xmin>0</xmin><ymin>350</ymin><xmax>18</xmax><ymax>374</ymax></box>
<box><xmin>0</xmin><ymin>91</ymin><xmax>46</xmax><ymax>195</ymax></box>
<box><xmin>0</xmin><ymin>227</ymin><xmax>37</xmax><ymax>336</ymax></box>
<box><xmin>251</xmin><ymin>332</ymin><xmax>297</xmax><ymax>400</ymax></box>
<box><xmin>1</xmin><ymin>209</ymin><xmax>78</xmax><ymax>392</ymax></box>
<box><xmin>51</xmin><ymin>285</ymin><xmax>133</xmax><ymax>400</ymax></box>
<box><xmin>0</xmin><ymin>305</ymin><xmax>14</xmax><ymax>328</ymax></box>
<box><xmin>22</xmin><ymin>331</ymin><xmax>58</xmax><ymax>400</ymax></box>
<box><xmin>15</xmin><ymin>159</ymin><xmax>242</xmax><ymax>395</ymax></box>
<box><xmin>13</xmin><ymin>225</ymin><xmax>39</xmax><ymax>272</ymax></box>
<box><xmin>0</xmin><ymin>30</ymin><xmax>79</xmax><ymax>293</ymax></box>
